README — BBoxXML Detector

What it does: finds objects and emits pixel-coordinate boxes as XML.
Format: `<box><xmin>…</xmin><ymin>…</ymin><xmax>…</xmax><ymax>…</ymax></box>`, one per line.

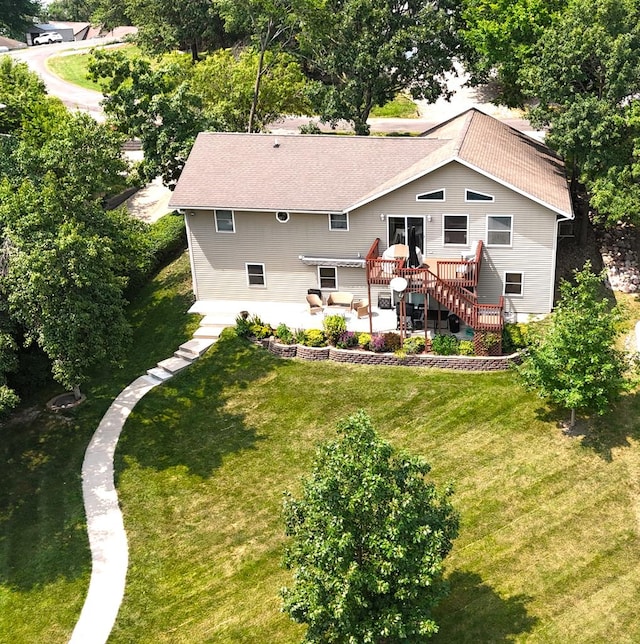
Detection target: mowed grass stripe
<box><xmin>110</xmin><ymin>334</ymin><xmax>640</xmax><ymax>642</ymax></box>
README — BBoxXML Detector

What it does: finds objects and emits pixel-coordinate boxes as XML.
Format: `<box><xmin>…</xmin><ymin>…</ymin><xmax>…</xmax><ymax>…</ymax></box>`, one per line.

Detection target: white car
<box><xmin>33</xmin><ymin>32</ymin><xmax>63</xmax><ymax>45</ymax></box>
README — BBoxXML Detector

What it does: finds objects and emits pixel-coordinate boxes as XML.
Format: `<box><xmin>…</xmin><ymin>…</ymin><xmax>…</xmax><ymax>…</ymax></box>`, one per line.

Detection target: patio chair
<box><xmin>306</xmin><ymin>293</ymin><xmax>324</xmax><ymax>314</ymax></box>
<box><xmin>354</xmin><ymin>298</ymin><xmax>370</xmax><ymax>318</ymax></box>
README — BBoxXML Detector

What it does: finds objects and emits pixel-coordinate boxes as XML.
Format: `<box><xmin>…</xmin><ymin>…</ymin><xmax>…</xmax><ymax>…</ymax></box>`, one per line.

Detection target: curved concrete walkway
<box><xmin>70</xmin><ymin>337</ymin><xmax>215</xmax><ymax>644</ymax></box>
<box><xmin>69</xmin><ymin>376</ymin><xmax>159</xmax><ymax>644</ymax></box>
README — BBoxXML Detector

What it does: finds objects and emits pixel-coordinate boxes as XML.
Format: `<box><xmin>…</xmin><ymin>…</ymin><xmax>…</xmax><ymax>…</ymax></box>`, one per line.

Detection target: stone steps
<box><xmin>146</xmin><ymin>338</ymin><xmax>216</xmax><ymax>382</ymax></box>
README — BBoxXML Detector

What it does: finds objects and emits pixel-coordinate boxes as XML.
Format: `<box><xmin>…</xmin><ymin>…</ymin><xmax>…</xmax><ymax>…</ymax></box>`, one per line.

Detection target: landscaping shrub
<box><xmin>323</xmin><ymin>314</ymin><xmax>348</xmax><ymax>345</ymax></box>
<box><xmin>458</xmin><ymin>340</ymin><xmax>475</xmax><ymax>356</ymax></box>
<box><xmin>382</xmin><ymin>332</ymin><xmax>402</xmax><ymax>352</ymax></box>
<box><xmin>304</xmin><ymin>329</ymin><xmax>327</xmax><ymax>347</ymax></box>
<box><xmin>358</xmin><ymin>332</ymin><xmax>372</xmax><ymax>350</ymax></box>
<box><xmin>476</xmin><ymin>331</ymin><xmax>501</xmax><ymax>354</ymax></box>
<box><xmin>234</xmin><ymin>313</ymin><xmax>252</xmax><ymax>338</ymax></box>
<box><xmin>275</xmin><ymin>323</ymin><xmax>295</xmax><ymax>344</ymax></box>
<box><xmin>294</xmin><ymin>328</ymin><xmax>307</xmax><ymax>344</ymax></box>
<box><xmin>148</xmin><ymin>212</ymin><xmax>187</xmax><ymax>266</ymax></box>
<box><xmin>127</xmin><ymin>213</ymin><xmax>187</xmax><ymax>293</ymax></box>
<box><xmin>236</xmin><ymin>313</ymin><xmax>273</xmax><ymax>340</ymax></box>
<box><xmin>403</xmin><ymin>335</ymin><xmax>425</xmax><ymax>354</ymax></box>
<box><xmin>431</xmin><ymin>334</ymin><xmax>459</xmax><ymax>355</ymax></box>
<box><xmin>370</xmin><ymin>334</ymin><xmax>386</xmax><ymax>352</ymax></box>
<box><xmin>502</xmin><ymin>322</ymin><xmax>530</xmax><ymax>353</ymax></box>
<box><xmin>336</xmin><ymin>331</ymin><xmax>359</xmax><ymax>349</ymax></box>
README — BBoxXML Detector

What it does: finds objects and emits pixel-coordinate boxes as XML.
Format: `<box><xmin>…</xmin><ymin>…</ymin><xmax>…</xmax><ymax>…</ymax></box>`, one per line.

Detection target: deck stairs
<box><xmin>366</xmin><ymin>237</ymin><xmax>504</xmax><ymax>332</ymax></box>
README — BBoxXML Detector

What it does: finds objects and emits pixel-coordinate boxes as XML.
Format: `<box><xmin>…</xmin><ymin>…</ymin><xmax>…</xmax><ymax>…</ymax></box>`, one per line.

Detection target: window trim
<box><xmin>275</xmin><ymin>211</ymin><xmax>290</xmax><ymax>223</ymax></box>
<box><xmin>465</xmin><ymin>189</ymin><xmax>495</xmax><ymax>203</ymax></box>
<box><xmin>328</xmin><ymin>212</ymin><xmax>349</xmax><ymax>232</ymax></box>
<box><xmin>214</xmin><ymin>209</ymin><xmax>235</xmax><ymax>233</ymax></box>
<box><xmin>416</xmin><ymin>188</ymin><xmax>445</xmax><ymax>202</ymax></box>
<box><xmin>246</xmin><ymin>262</ymin><xmax>266</xmax><ymax>287</ymax></box>
<box><xmin>486</xmin><ymin>214</ymin><xmax>513</xmax><ymax>247</ymax></box>
<box><xmin>318</xmin><ymin>265</ymin><xmax>338</xmax><ymax>290</ymax></box>
<box><xmin>503</xmin><ymin>271</ymin><xmax>524</xmax><ymax>297</ymax></box>
<box><xmin>443</xmin><ymin>214</ymin><xmax>469</xmax><ymax>246</ymax></box>
<box><xmin>387</xmin><ymin>215</ymin><xmax>426</xmax><ymax>252</ymax></box>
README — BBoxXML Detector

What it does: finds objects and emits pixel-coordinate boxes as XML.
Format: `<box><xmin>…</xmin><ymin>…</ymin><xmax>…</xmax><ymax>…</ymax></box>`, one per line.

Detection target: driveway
<box><xmin>7</xmin><ymin>38</ymin><xmax>121</xmax><ymax>120</ymax></box>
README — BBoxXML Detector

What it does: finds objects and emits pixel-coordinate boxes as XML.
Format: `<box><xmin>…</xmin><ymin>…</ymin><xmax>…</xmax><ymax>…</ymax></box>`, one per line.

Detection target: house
<box><xmin>169</xmin><ymin>108</ymin><xmax>573</xmax><ymax>334</ymax></box>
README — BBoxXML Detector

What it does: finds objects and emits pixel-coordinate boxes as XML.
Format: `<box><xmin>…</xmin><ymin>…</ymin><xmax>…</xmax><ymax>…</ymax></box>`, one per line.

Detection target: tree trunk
<box><xmin>190</xmin><ymin>42</ymin><xmax>200</xmax><ymax>64</ymax></box>
<box><xmin>249</xmin><ymin>27</ymin><xmax>270</xmax><ymax>134</ymax></box>
<box><xmin>569</xmin><ymin>407</ymin><xmax>576</xmax><ymax>429</ymax></box>
<box><xmin>73</xmin><ymin>384</ymin><xmax>82</xmax><ymax>401</ymax></box>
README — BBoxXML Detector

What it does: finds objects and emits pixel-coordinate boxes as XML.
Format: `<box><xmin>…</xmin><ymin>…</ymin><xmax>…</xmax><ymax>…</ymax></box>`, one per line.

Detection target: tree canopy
<box><xmin>523</xmin><ymin>0</ymin><xmax>640</xmax><ymax>225</ymax></box>
<box><xmin>0</xmin><ymin>0</ymin><xmax>41</xmax><ymax>39</ymax></box>
<box><xmin>518</xmin><ymin>262</ymin><xmax>630</xmax><ymax>429</ymax></box>
<box><xmin>294</xmin><ymin>0</ymin><xmax>462</xmax><ymax>134</ymax></box>
<box><xmin>282</xmin><ymin>410</ymin><xmax>459</xmax><ymax>642</ymax></box>
<box><xmin>88</xmin><ymin>48</ymin><xmax>311</xmax><ymax>184</ymax></box>
<box><xmin>459</xmin><ymin>0</ymin><xmax>567</xmax><ymax>107</ymax></box>
<box><xmin>0</xmin><ymin>58</ymin><xmax>151</xmax><ymax>408</ymax></box>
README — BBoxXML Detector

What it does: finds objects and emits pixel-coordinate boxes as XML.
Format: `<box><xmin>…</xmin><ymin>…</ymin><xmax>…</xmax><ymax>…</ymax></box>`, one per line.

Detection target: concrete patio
<box><xmin>189</xmin><ymin>299</ymin><xmax>400</xmax><ymax>335</ymax></box>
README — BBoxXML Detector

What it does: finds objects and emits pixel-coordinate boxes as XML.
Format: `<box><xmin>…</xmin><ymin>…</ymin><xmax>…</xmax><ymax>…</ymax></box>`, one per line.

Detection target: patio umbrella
<box><xmin>407</xmin><ymin>226</ymin><xmax>420</xmax><ymax>268</ymax></box>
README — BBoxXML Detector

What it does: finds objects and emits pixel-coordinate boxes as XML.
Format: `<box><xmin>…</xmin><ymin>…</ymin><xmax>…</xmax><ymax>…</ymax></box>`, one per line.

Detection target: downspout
<box><xmin>550</xmin><ymin>213</ymin><xmax>573</xmax><ymax>311</ymax></box>
<box><xmin>184</xmin><ymin>211</ymin><xmax>200</xmax><ymax>301</ymax></box>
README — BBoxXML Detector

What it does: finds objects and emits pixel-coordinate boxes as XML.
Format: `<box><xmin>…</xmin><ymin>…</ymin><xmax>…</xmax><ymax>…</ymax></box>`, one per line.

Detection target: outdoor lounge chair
<box><xmin>306</xmin><ymin>293</ymin><xmax>324</xmax><ymax>314</ymax></box>
<box><xmin>354</xmin><ymin>298</ymin><xmax>370</xmax><ymax>318</ymax></box>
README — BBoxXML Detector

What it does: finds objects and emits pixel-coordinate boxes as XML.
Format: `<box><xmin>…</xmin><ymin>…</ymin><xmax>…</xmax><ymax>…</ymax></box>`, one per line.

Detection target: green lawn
<box><xmin>371</xmin><ymin>94</ymin><xmax>420</xmax><ymax>119</ymax></box>
<box><xmin>46</xmin><ymin>44</ymin><xmax>139</xmax><ymax>92</ymax></box>
<box><xmin>110</xmin><ymin>319</ymin><xmax>640</xmax><ymax>641</ymax></box>
<box><xmin>3</xmin><ymin>248</ymin><xmax>640</xmax><ymax>642</ymax></box>
<box><xmin>0</xmin><ymin>253</ymin><xmax>200</xmax><ymax>643</ymax></box>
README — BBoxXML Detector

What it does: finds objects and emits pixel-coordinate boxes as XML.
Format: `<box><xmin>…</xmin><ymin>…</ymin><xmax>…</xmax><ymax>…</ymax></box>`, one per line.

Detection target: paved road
<box><xmin>7</xmin><ymin>38</ymin><xmax>118</xmax><ymax>120</ymax></box>
<box><xmin>9</xmin><ymin>46</ymin><xmax>541</xmax><ymax>137</ymax></box>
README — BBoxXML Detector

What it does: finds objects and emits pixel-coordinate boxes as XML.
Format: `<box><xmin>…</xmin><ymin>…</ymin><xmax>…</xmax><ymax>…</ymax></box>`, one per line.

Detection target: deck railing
<box><xmin>365</xmin><ymin>238</ymin><xmax>503</xmax><ymax>331</ymax></box>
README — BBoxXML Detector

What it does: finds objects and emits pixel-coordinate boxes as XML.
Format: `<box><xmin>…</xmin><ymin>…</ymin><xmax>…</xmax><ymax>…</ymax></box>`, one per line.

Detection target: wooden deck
<box><xmin>365</xmin><ymin>238</ymin><xmax>504</xmax><ymax>332</ymax></box>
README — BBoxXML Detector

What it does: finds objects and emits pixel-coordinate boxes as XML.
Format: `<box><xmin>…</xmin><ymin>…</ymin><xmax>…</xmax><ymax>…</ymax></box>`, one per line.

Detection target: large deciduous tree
<box><xmin>519</xmin><ymin>262</ymin><xmax>630</xmax><ymax>430</ymax></box>
<box><xmin>216</xmin><ymin>0</ymin><xmax>301</xmax><ymax>132</ymax></box>
<box><xmin>0</xmin><ymin>57</ymin><xmax>53</xmax><ymax>136</ymax></box>
<box><xmin>89</xmin><ymin>49</ymin><xmax>206</xmax><ymax>187</ymax></box>
<box><xmin>0</xmin><ymin>0</ymin><xmax>41</xmax><ymax>39</ymax></box>
<box><xmin>0</xmin><ymin>178</ymin><xmax>149</xmax><ymax>400</ymax></box>
<box><xmin>282</xmin><ymin>410</ymin><xmax>459</xmax><ymax>642</ymax></box>
<box><xmin>459</xmin><ymin>0</ymin><xmax>567</xmax><ymax>107</ymax></box>
<box><xmin>294</xmin><ymin>0</ymin><xmax>462</xmax><ymax>134</ymax></box>
<box><xmin>89</xmin><ymin>48</ymin><xmax>311</xmax><ymax>185</ymax></box>
<box><xmin>524</xmin><ymin>0</ymin><xmax>640</xmax><ymax>225</ymax></box>
<box><xmin>190</xmin><ymin>48</ymin><xmax>311</xmax><ymax>133</ymax></box>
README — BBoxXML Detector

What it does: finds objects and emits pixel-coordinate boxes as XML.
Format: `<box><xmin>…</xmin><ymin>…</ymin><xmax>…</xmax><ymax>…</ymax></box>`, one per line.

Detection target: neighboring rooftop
<box><xmin>170</xmin><ymin>108</ymin><xmax>572</xmax><ymax>217</ymax></box>
<box><xmin>0</xmin><ymin>36</ymin><xmax>27</xmax><ymax>49</ymax></box>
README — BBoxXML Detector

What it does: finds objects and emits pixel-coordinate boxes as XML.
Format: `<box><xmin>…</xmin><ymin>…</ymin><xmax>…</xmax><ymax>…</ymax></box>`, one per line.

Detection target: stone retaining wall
<box><xmin>260</xmin><ymin>338</ymin><xmax>519</xmax><ymax>371</ymax></box>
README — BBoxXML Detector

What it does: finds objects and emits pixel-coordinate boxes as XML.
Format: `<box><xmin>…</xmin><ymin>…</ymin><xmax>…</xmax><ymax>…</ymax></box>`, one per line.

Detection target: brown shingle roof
<box><xmin>169</xmin><ymin>109</ymin><xmax>573</xmax><ymax>217</ymax></box>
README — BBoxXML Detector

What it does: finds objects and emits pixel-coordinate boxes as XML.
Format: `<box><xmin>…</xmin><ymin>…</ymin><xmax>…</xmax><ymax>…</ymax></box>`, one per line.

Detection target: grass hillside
<box><xmin>0</xmin><ymin>253</ymin><xmax>199</xmax><ymax>643</ymax></box>
<box><xmin>111</xmin><ymin>326</ymin><xmax>640</xmax><ymax>642</ymax></box>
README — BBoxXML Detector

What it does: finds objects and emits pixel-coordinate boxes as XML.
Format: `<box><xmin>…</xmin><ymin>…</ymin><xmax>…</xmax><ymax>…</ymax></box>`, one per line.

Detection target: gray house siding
<box><xmin>186</xmin><ymin>160</ymin><xmax>564</xmax><ymax>315</ymax></box>
<box><xmin>351</xmin><ymin>161</ymin><xmax>562</xmax><ymax>315</ymax></box>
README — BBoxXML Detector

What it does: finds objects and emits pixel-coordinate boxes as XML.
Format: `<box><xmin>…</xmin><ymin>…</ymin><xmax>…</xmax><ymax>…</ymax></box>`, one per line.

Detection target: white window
<box><xmin>329</xmin><ymin>212</ymin><xmax>349</xmax><ymax>231</ymax></box>
<box><xmin>318</xmin><ymin>266</ymin><xmax>337</xmax><ymax>289</ymax></box>
<box><xmin>215</xmin><ymin>209</ymin><xmax>235</xmax><ymax>233</ymax></box>
<box><xmin>487</xmin><ymin>215</ymin><xmax>513</xmax><ymax>246</ymax></box>
<box><xmin>443</xmin><ymin>215</ymin><xmax>468</xmax><ymax>245</ymax></box>
<box><xmin>416</xmin><ymin>189</ymin><xmax>445</xmax><ymax>202</ymax></box>
<box><xmin>276</xmin><ymin>211</ymin><xmax>290</xmax><ymax>223</ymax></box>
<box><xmin>246</xmin><ymin>263</ymin><xmax>266</xmax><ymax>287</ymax></box>
<box><xmin>504</xmin><ymin>272</ymin><xmax>523</xmax><ymax>296</ymax></box>
<box><xmin>466</xmin><ymin>189</ymin><xmax>494</xmax><ymax>202</ymax></box>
